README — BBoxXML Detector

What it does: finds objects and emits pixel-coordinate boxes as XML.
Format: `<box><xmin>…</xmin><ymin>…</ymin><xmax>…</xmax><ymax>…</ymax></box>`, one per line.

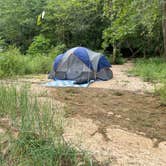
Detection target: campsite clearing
<box><xmin>0</xmin><ymin>62</ymin><xmax>166</xmax><ymax>165</ymax></box>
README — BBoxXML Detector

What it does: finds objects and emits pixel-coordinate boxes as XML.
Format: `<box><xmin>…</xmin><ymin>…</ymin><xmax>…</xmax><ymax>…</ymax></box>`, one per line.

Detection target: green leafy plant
<box><xmin>0</xmin><ymin>46</ymin><xmax>53</xmax><ymax>77</ymax></box>
<box><xmin>27</xmin><ymin>34</ymin><xmax>51</xmax><ymax>55</ymax></box>
<box><xmin>48</xmin><ymin>44</ymin><xmax>67</xmax><ymax>59</ymax></box>
<box><xmin>0</xmin><ymin>46</ymin><xmax>27</xmax><ymax>77</ymax></box>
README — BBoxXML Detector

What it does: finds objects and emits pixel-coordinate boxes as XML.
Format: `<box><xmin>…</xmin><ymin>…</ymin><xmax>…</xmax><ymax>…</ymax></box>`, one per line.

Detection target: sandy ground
<box><xmin>90</xmin><ymin>62</ymin><xmax>155</xmax><ymax>93</ymax></box>
<box><xmin>64</xmin><ymin>116</ymin><xmax>166</xmax><ymax>166</ymax></box>
<box><xmin>0</xmin><ymin>62</ymin><xmax>165</xmax><ymax>165</ymax></box>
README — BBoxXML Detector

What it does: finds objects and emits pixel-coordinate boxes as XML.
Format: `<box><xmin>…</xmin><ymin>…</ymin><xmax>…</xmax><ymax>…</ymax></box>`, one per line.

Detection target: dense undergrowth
<box><xmin>0</xmin><ymin>44</ymin><xmax>66</xmax><ymax>78</ymax></box>
<box><xmin>0</xmin><ymin>85</ymin><xmax>97</xmax><ymax>166</ymax></box>
<box><xmin>131</xmin><ymin>58</ymin><xmax>166</xmax><ymax>104</ymax></box>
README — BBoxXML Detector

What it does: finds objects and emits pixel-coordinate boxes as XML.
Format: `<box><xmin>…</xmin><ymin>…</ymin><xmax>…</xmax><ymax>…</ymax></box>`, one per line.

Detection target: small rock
<box><xmin>158</xmin><ymin>141</ymin><xmax>166</xmax><ymax>152</ymax></box>
<box><xmin>115</xmin><ymin>115</ymin><xmax>122</xmax><ymax>118</ymax></box>
<box><xmin>0</xmin><ymin>128</ymin><xmax>5</xmax><ymax>134</ymax></box>
<box><xmin>108</xmin><ymin>112</ymin><xmax>114</xmax><ymax>116</ymax></box>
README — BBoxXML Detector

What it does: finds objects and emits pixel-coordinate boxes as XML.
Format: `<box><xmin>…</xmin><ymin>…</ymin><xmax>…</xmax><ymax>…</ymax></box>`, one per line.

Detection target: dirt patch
<box><xmin>51</xmin><ymin>88</ymin><xmax>166</xmax><ymax>142</ymax></box>
<box><xmin>50</xmin><ymin>86</ymin><xmax>165</xmax><ymax>165</ymax></box>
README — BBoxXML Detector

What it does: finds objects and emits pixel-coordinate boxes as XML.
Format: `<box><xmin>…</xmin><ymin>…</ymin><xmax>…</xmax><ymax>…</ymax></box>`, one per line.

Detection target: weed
<box><xmin>130</xmin><ymin>58</ymin><xmax>166</xmax><ymax>83</ymax></box>
<box><xmin>0</xmin><ymin>85</ymin><xmax>97</xmax><ymax>166</ymax></box>
<box><xmin>130</xmin><ymin>58</ymin><xmax>166</xmax><ymax>104</ymax></box>
<box><xmin>155</xmin><ymin>82</ymin><xmax>166</xmax><ymax>105</ymax></box>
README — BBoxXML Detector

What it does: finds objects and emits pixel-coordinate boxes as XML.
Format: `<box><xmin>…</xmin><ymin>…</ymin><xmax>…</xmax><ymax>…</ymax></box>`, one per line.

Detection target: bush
<box><xmin>48</xmin><ymin>44</ymin><xmax>67</xmax><ymax>59</ymax></box>
<box><xmin>0</xmin><ymin>44</ymin><xmax>68</xmax><ymax>77</ymax></box>
<box><xmin>0</xmin><ymin>38</ymin><xmax>7</xmax><ymax>52</ymax></box>
<box><xmin>27</xmin><ymin>55</ymin><xmax>52</xmax><ymax>74</ymax></box>
<box><xmin>0</xmin><ymin>46</ymin><xmax>53</xmax><ymax>77</ymax></box>
<box><xmin>114</xmin><ymin>55</ymin><xmax>126</xmax><ymax>65</ymax></box>
<box><xmin>27</xmin><ymin>34</ymin><xmax>51</xmax><ymax>55</ymax></box>
<box><xmin>107</xmin><ymin>50</ymin><xmax>126</xmax><ymax>65</ymax></box>
<box><xmin>0</xmin><ymin>46</ymin><xmax>27</xmax><ymax>77</ymax></box>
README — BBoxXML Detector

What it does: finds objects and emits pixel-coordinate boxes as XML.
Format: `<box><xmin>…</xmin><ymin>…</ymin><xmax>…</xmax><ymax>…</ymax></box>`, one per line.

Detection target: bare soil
<box><xmin>51</xmin><ymin>88</ymin><xmax>166</xmax><ymax>143</ymax></box>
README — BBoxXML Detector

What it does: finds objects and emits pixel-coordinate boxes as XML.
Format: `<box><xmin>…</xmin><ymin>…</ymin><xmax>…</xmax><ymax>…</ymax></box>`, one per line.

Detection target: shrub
<box><xmin>0</xmin><ymin>38</ymin><xmax>7</xmax><ymax>52</ymax></box>
<box><xmin>0</xmin><ymin>46</ymin><xmax>54</xmax><ymax>77</ymax></box>
<box><xmin>0</xmin><ymin>46</ymin><xmax>27</xmax><ymax>77</ymax></box>
<box><xmin>27</xmin><ymin>34</ymin><xmax>51</xmax><ymax>55</ymax></box>
<box><xmin>107</xmin><ymin>50</ymin><xmax>126</xmax><ymax>65</ymax></box>
<box><xmin>48</xmin><ymin>44</ymin><xmax>67</xmax><ymax>59</ymax></box>
<box><xmin>27</xmin><ymin>55</ymin><xmax>52</xmax><ymax>74</ymax></box>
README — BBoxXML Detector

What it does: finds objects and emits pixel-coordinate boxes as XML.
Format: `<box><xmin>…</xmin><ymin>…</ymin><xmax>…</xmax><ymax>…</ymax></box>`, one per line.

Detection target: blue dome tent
<box><xmin>49</xmin><ymin>47</ymin><xmax>113</xmax><ymax>84</ymax></box>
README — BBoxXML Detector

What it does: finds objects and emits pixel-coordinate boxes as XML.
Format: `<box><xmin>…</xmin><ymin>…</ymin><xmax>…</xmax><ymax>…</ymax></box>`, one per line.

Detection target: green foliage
<box><xmin>27</xmin><ymin>34</ymin><xmax>51</xmax><ymax>55</ymax></box>
<box><xmin>0</xmin><ymin>46</ymin><xmax>27</xmax><ymax>77</ymax></box>
<box><xmin>155</xmin><ymin>82</ymin><xmax>166</xmax><ymax>105</ymax></box>
<box><xmin>0</xmin><ymin>44</ymin><xmax>68</xmax><ymax>77</ymax></box>
<box><xmin>102</xmin><ymin>0</ymin><xmax>162</xmax><ymax>56</ymax></box>
<box><xmin>131</xmin><ymin>58</ymin><xmax>166</xmax><ymax>105</ymax></box>
<box><xmin>0</xmin><ymin>0</ymin><xmax>46</xmax><ymax>52</ymax></box>
<box><xmin>48</xmin><ymin>44</ymin><xmax>67</xmax><ymax>59</ymax></box>
<box><xmin>0</xmin><ymin>37</ymin><xmax>7</xmax><ymax>51</ymax></box>
<box><xmin>130</xmin><ymin>58</ymin><xmax>166</xmax><ymax>82</ymax></box>
<box><xmin>0</xmin><ymin>85</ymin><xmax>96</xmax><ymax>166</ymax></box>
<box><xmin>0</xmin><ymin>0</ymin><xmax>164</xmax><ymax>59</ymax></box>
<box><xmin>0</xmin><ymin>46</ymin><xmax>52</xmax><ymax>77</ymax></box>
<box><xmin>27</xmin><ymin>55</ymin><xmax>52</xmax><ymax>74</ymax></box>
<box><xmin>42</xmin><ymin>0</ymin><xmax>105</xmax><ymax>49</ymax></box>
<box><xmin>111</xmin><ymin>51</ymin><xmax>126</xmax><ymax>64</ymax></box>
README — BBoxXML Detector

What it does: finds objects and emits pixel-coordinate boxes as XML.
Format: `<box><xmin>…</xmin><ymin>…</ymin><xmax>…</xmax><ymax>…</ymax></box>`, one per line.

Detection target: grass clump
<box><xmin>130</xmin><ymin>58</ymin><xmax>166</xmax><ymax>82</ymax></box>
<box><xmin>131</xmin><ymin>57</ymin><xmax>166</xmax><ymax>104</ymax></box>
<box><xmin>0</xmin><ymin>85</ymin><xmax>97</xmax><ymax>166</ymax></box>
<box><xmin>155</xmin><ymin>82</ymin><xmax>166</xmax><ymax>105</ymax></box>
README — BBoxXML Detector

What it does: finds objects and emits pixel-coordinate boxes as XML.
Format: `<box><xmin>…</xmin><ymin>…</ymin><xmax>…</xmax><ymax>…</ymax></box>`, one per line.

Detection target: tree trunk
<box><xmin>112</xmin><ymin>43</ymin><xmax>117</xmax><ymax>63</ymax></box>
<box><xmin>162</xmin><ymin>0</ymin><xmax>166</xmax><ymax>58</ymax></box>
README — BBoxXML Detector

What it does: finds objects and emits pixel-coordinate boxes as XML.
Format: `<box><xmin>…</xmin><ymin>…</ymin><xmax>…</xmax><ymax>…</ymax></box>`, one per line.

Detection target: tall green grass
<box><xmin>0</xmin><ymin>44</ymin><xmax>68</xmax><ymax>78</ymax></box>
<box><xmin>0</xmin><ymin>47</ymin><xmax>53</xmax><ymax>77</ymax></box>
<box><xmin>0</xmin><ymin>85</ymin><xmax>97</xmax><ymax>166</ymax></box>
<box><xmin>131</xmin><ymin>58</ymin><xmax>166</xmax><ymax>82</ymax></box>
<box><xmin>155</xmin><ymin>82</ymin><xmax>166</xmax><ymax>105</ymax></box>
<box><xmin>131</xmin><ymin>58</ymin><xmax>166</xmax><ymax>104</ymax></box>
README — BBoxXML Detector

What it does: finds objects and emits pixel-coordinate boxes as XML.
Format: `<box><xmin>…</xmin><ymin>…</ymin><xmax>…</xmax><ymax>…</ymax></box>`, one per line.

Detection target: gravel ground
<box><xmin>90</xmin><ymin>62</ymin><xmax>155</xmax><ymax>93</ymax></box>
<box><xmin>64</xmin><ymin>116</ymin><xmax>166</xmax><ymax>166</ymax></box>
